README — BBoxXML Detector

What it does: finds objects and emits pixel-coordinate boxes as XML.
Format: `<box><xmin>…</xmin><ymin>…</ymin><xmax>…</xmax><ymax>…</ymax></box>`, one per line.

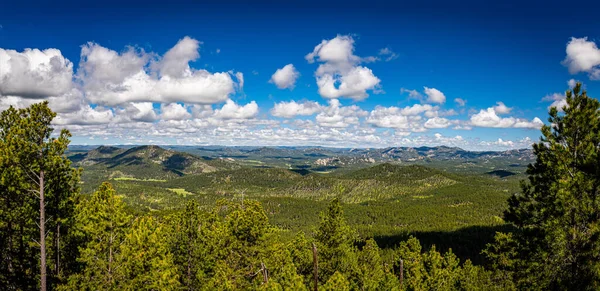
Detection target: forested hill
<box><xmin>68</xmin><ymin>145</ymin><xmax>238</xmax><ymax>184</ymax></box>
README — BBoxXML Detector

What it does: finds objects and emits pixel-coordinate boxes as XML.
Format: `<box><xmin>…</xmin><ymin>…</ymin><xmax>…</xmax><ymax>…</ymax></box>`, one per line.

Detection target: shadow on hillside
<box><xmin>486</xmin><ymin>169</ymin><xmax>517</xmax><ymax>178</ymax></box>
<box><xmin>373</xmin><ymin>224</ymin><xmax>516</xmax><ymax>265</ymax></box>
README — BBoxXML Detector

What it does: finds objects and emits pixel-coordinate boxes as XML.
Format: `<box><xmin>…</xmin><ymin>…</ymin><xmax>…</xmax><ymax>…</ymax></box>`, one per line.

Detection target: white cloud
<box><xmin>306</xmin><ymin>35</ymin><xmax>381</xmax><ymax>100</ymax></box>
<box><xmin>190</xmin><ymin>104</ymin><xmax>213</xmax><ymax>119</ymax></box>
<box><xmin>213</xmin><ymin>99</ymin><xmax>258</xmax><ymax>119</ymax></box>
<box><xmin>454</xmin><ymin>98</ymin><xmax>466</xmax><ymax>106</ymax></box>
<box><xmin>54</xmin><ymin>105</ymin><xmax>114</xmax><ymax>125</ymax></box>
<box><xmin>400</xmin><ymin>104</ymin><xmax>436</xmax><ymax>116</ymax></box>
<box><xmin>271</xmin><ymin>100</ymin><xmax>322</xmax><ymax>118</ymax></box>
<box><xmin>378</xmin><ymin>47</ymin><xmax>398</xmax><ymax>61</ymax></box>
<box><xmin>366</xmin><ymin>106</ymin><xmax>424</xmax><ymax>131</ymax></box>
<box><xmin>235</xmin><ymin>72</ymin><xmax>244</xmax><ymax>90</ymax></box>
<box><xmin>0</xmin><ymin>88</ymin><xmax>85</xmax><ymax>114</ymax></box>
<box><xmin>79</xmin><ymin>37</ymin><xmax>239</xmax><ymax>106</ymax></box>
<box><xmin>543</xmin><ymin>93</ymin><xmax>568</xmax><ymax>112</ymax></box>
<box><xmin>514</xmin><ymin>117</ymin><xmax>544</xmax><ymax>129</ymax></box>
<box><xmin>154</xmin><ymin>36</ymin><xmax>200</xmax><ymax>78</ymax></box>
<box><xmin>401</xmin><ymin>88</ymin><xmax>423</xmax><ymax>99</ymax></box>
<box><xmin>562</xmin><ymin>37</ymin><xmax>600</xmax><ymax>80</ymax></box>
<box><xmin>423</xmin><ymin>87</ymin><xmax>446</xmax><ymax>104</ymax></box>
<box><xmin>270</xmin><ymin>64</ymin><xmax>300</xmax><ymax>89</ymax></box>
<box><xmin>493</xmin><ymin>102</ymin><xmax>512</xmax><ymax>114</ymax></box>
<box><xmin>161</xmin><ymin>103</ymin><xmax>191</xmax><ymax>120</ymax></box>
<box><xmin>0</xmin><ymin>48</ymin><xmax>74</xmax><ymax>98</ymax></box>
<box><xmin>568</xmin><ymin>79</ymin><xmax>577</xmax><ymax>88</ymax></box>
<box><xmin>493</xmin><ymin>138</ymin><xmax>513</xmax><ymax>147</ymax></box>
<box><xmin>470</xmin><ymin>107</ymin><xmax>543</xmax><ymax>129</ymax></box>
<box><xmin>117</xmin><ymin>102</ymin><xmax>157</xmax><ymax>122</ymax></box>
<box><xmin>424</xmin><ymin>117</ymin><xmax>451</xmax><ymax>129</ymax></box>
<box><xmin>316</xmin><ymin>99</ymin><xmax>367</xmax><ymax>128</ymax></box>
<box><xmin>316</xmin><ymin>66</ymin><xmax>380</xmax><ymax>100</ymax></box>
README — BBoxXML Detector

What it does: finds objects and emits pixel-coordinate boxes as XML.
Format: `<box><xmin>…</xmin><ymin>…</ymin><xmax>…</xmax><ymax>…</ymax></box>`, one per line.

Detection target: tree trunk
<box><xmin>312</xmin><ymin>243</ymin><xmax>318</xmax><ymax>291</ymax></box>
<box><xmin>108</xmin><ymin>231</ymin><xmax>114</xmax><ymax>285</ymax></box>
<box><xmin>399</xmin><ymin>259</ymin><xmax>404</xmax><ymax>287</ymax></box>
<box><xmin>39</xmin><ymin>169</ymin><xmax>46</xmax><ymax>291</ymax></box>
<box><xmin>56</xmin><ymin>224</ymin><xmax>60</xmax><ymax>277</ymax></box>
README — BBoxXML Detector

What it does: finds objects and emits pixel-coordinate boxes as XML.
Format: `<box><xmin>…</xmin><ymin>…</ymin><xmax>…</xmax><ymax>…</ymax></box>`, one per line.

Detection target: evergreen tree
<box><xmin>488</xmin><ymin>82</ymin><xmax>600</xmax><ymax>289</ymax></box>
<box><xmin>322</xmin><ymin>271</ymin><xmax>350</xmax><ymax>291</ymax></box>
<box><xmin>169</xmin><ymin>200</ymin><xmax>203</xmax><ymax>289</ymax></box>
<box><xmin>0</xmin><ymin>102</ymin><xmax>80</xmax><ymax>290</ymax></box>
<box><xmin>115</xmin><ymin>216</ymin><xmax>181</xmax><ymax>290</ymax></box>
<box><xmin>314</xmin><ymin>199</ymin><xmax>359</xmax><ymax>285</ymax></box>
<box><xmin>358</xmin><ymin>238</ymin><xmax>385</xmax><ymax>290</ymax></box>
<box><xmin>61</xmin><ymin>182</ymin><xmax>130</xmax><ymax>290</ymax></box>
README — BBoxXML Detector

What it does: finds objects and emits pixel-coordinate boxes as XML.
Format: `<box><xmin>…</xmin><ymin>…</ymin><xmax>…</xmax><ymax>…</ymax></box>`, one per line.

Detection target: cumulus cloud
<box><xmin>562</xmin><ymin>37</ymin><xmax>600</xmax><ymax>80</ymax></box>
<box><xmin>190</xmin><ymin>104</ymin><xmax>213</xmax><ymax>119</ymax></box>
<box><xmin>470</xmin><ymin>107</ymin><xmax>543</xmax><ymax>129</ymax></box>
<box><xmin>154</xmin><ymin>36</ymin><xmax>200</xmax><ymax>78</ymax></box>
<box><xmin>0</xmin><ymin>48</ymin><xmax>74</xmax><ymax>98</ymax></box>
<box><xmin>161</xmin><ymin>103</ymin><xmax>191</xmax><ymax>120</ymax></box>
<box><xmin>542</xmin><ymin>93</ymin><xmax>568</xmax><ymax>112</ymax></box>
<box><xmin>213</xmin><ymin>99</ymin><xmax>258</xmax><ymax>119</ymax></box>
<box><xmin>424</xmin><ymin>117</ymin><xmax>451</xmax><ymax>129</ymax></box>
<box><xmin>271</xmin><ymin>100</ymin><xmax>322</xmax><ymax>118</ymax></box>
<box><xmin>79</xmin><ymin>37</ymin><xmax>239</xmax><ymax>106</ymax></box>
<box><xmin>0</xmin><ymin>88</ymin><xmax>85</xmax><ymax>114</ymax></box>
<box><xmin>306</xmin><ymin>35</ymin><xmax>381</xmax><ymax>100</ymax></box>
<box><xmin>568</xmin><ymin>79</ymin><xmax>578</xmax><ymax>88</ymax></box>
<box><xmin>493</xmin><ymin>102</ymin><xmax>512</xmax><ymax>114</ymax></box>
<box><xmin>117</xmin><ymin>102</ymin><xmax>157</xmax><ymax>122</ymax></box>
<box><xmin>270</xmin><ymin>64</ymin><xmax>300</xmax><ymax>89</ymax></box>
<box><xmin>400</xmin><ymin>104</ymin><xmax>437</xmax><ymax>116</ymax></box>
<box><xmin>367</xmin><ymin>106</ymin><xmax>423</xmax><ymax>131</ymax></box>
<box><xmin>423</xmin><ymin>87</ymin><xmax>446</xmax><ymax>104</ymax></box>
<box><xmin>316</xmin><ymin>99</ymin><xmax>367</xmax><ymax>128</ymax></box>
<box><xmin>53</xmin><ymin>105</ymin><xmax>114</xmax><ymax>125</ymax></box>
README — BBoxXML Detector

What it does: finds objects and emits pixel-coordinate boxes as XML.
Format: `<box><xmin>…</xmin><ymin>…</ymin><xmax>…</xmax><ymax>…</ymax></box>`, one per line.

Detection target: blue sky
<box><xmin>1</xmin><ymin>0</ymin><xmax>599</xmax><ymax>150</ymax></box>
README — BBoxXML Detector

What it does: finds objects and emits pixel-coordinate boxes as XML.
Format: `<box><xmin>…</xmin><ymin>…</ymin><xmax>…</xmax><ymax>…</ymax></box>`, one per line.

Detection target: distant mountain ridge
<box><xmin>68</xmin><ymin>145</ymin><xmax>534</xmax><ymax>177</ymax></box>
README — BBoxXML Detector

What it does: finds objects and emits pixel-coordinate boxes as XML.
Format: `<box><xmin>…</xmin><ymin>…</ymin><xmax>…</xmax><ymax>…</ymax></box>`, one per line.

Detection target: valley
<box><xmin>68</xmin><ymin>144</ymin><xmax>526</xmax><ymax>263</ymax></box>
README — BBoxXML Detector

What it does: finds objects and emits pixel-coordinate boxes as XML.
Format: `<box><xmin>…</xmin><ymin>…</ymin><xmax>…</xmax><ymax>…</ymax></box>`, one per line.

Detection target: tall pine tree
<box><xmin>0</xmin><ymin>102</ymin><xmax>80</xmax><ymax>290</ymax></box>
<box><xmin>489</xmin><ymin>82</ymin><xmax>600</xmax><ymax>290</ymax></box>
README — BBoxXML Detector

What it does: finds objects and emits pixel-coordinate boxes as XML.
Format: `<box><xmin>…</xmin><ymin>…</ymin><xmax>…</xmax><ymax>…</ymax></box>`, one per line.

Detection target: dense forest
<box><xmin>2</xmin><ymin>82</ymin><xmax>600</xmax><ymax>290</ymax></box>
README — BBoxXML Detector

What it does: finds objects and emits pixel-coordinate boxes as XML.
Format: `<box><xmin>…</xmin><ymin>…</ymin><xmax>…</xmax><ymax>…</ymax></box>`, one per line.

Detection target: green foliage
<box><xmin>487</xmin><ymin>82</ymin><xmax>600</xmax><ymax>290</ymax></box>
<box><xmin>0</xmin><ymin>102</ymin><xmax>80</xmax><ymax>290</ymax></box>
<box><xmin>396</xmin><ymin>236</ymin><xmax>502</xmax><ymax>291</ymax></box>
<box><xmin>315</xmin><ymin>199</ymin><xmax>359</xmax><ymax>284</ymax></box>
<box><xmin>61</xmin><ymin>182</ymin><xmax>131</xmax><ymax>290</ymax></box>
<box><xmin>116</xmin><ymin>216</ymin><xmax>180</xmax><ymax>290</ymax></box>
<box><xmin>322</xmin><ymin>271</ymin><xmax>350</xmax><ymax>291</ymax></box>
<box><xmin>358</xmin><ymin>239</ymin><xmax>385</xmax><ymax>290</ymax></box>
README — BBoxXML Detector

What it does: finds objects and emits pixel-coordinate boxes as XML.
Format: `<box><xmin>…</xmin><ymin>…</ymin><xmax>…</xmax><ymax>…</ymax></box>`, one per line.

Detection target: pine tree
<box><xmin>0</xmin><ymin>102</ymin><xmax>80</xmax><ymax>290</ymax></box>
<box><xmin>322</xmin><ymin>271</ymin><xmax>350</xmax><ymax>291</ymax></box>
<box><xmin>115</xmin><ymin>216</ymin><xmax>181</xmax><ymax>290</ymax></box>
<box><xmin>314</xmin><ymin>199</ymin><xmax>359</xmax><ymax>284</ymax></box>
<box><xmin>169</xmin><ymin>200</ymin><xmax>203</xmax><ymax>289</ymax></box>
<box><xmin>489</xmin><ymin>82</ymin><xmax>600</xmax><ymax>289</ymax></box>
<box><xmin>61</xmin><ymin>182</ymin><xmax>130</xmax><ymax>290</ymax></box>
<box><xmin>358</xmin><ymin>238</ymin><xmax>384</xmax><ymax>290</ymax></box>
